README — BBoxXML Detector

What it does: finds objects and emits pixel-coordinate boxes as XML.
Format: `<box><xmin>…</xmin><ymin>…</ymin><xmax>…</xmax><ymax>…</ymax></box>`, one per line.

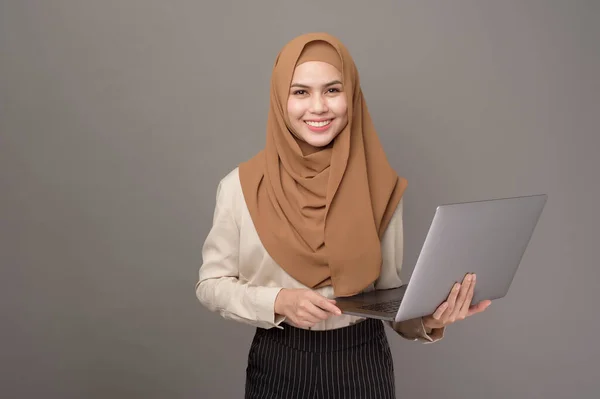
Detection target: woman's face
<box><xmin>286</xmin><ymin>61</ymin><xmax>348</xmax><ymax>149</ymax></box>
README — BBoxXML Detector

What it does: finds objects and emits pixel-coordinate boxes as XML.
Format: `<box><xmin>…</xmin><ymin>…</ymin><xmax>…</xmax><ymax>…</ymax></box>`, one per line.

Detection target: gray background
<box><xmin>1</xmin><ymin>0</ymin><xmax>598</xmax><ymax>398</ymax></box>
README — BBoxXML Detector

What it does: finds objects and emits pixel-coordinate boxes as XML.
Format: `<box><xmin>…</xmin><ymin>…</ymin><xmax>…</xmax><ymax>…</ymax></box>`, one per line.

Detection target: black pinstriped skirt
<box><xmin>244</xmin><ymin>318</ymin><xmax>396</xmax><ymax>399</ymax></box>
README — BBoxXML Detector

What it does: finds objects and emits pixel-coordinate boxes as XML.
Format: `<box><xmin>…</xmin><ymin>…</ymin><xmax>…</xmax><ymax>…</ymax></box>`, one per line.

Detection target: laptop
<box><xmin>334</xmin><ymin>194</ymin><xmax>547</xmax><ymax>322</ymax></box>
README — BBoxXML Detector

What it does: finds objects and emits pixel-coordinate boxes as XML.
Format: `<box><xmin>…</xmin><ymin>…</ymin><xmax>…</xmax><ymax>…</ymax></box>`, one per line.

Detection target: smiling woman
<box><xmin>195</xmin><ymin>32</ymin><xmax>487</xmax><ymax>399</ymax></box>
<box><xmin>196</xmin><ymin>32</ymin><xmax>426</xmax><ymax>399</ymax></box>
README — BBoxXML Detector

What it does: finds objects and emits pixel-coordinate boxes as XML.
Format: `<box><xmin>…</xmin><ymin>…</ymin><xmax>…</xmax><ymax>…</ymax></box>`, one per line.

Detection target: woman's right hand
<box><xmin>274</xmin><ymin>288</ymin><xmax>342</xmax><ymax>328</ymax></box>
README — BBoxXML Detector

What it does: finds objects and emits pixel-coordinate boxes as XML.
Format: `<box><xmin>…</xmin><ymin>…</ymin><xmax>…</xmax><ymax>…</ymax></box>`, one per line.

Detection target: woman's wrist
<box><xmin>274</xmin><ymin>288</ymin><xmax>288</xmax><ymax>316</ymax></box>
<box><xmin>421</xmin><ymin>317</ymin><xmax>434</xmax><ymax>334</ymax></box>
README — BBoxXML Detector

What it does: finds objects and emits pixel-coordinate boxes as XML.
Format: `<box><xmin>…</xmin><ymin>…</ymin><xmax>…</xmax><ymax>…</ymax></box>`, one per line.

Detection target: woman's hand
<box><xmin>422</xmin><ymin>273</ymin><xmax>491</xmax><ymax>330</ymax></box>
<box><xmin>274</xmin><ymin>288</ymin><xmax>342</xmax><ymax>328</ymax></box>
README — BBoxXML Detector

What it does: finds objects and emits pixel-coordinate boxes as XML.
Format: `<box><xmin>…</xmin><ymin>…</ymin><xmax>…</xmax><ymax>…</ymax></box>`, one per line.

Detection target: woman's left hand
<box><xmin>422</xmin><ymin>273</ymin><xmax>492</xmax><ymax>330</ymax></box>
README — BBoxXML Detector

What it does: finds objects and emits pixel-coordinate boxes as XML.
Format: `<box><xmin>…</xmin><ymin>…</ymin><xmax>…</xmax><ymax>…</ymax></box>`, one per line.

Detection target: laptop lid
<box><xmin>395</xmin><ymin>194</ymin><xmax>547</xmax><ymax>322</ymax></box>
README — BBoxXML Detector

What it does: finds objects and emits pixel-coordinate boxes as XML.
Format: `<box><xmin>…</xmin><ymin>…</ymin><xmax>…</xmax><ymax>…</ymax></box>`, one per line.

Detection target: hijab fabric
<box><xmin>239</xmin><ymin>32</ymin><xmax>407</xmax><ymax>297</ymax></box>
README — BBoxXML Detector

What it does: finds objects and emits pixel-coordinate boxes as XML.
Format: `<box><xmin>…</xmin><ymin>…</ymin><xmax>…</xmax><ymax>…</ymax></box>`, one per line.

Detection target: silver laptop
<box><xmin>334</xmin><ymin>194</ymin><xmax>547</xmax><ymax>322</ymax></box>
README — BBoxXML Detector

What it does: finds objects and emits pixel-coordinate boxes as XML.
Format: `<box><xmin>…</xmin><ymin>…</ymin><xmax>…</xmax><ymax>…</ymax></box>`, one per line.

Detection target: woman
<box><xmin>196</xmin><ymin>32</ymin><xmax>491</xmax><ymax>398</ymax></box>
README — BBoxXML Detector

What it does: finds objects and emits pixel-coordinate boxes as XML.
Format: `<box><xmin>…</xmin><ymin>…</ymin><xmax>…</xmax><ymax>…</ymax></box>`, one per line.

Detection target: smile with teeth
<box><xmin>305</xmin><ymin>119</ymin><xmax>332</xmax><ymax>127</ymax></box>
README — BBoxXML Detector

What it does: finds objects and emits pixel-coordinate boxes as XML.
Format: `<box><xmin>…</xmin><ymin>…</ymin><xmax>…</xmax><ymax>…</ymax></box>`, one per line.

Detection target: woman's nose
<box><xmin>310</xmin><ymin>95</ymin><xmax>328</xmax><ymax>113</ymax></box>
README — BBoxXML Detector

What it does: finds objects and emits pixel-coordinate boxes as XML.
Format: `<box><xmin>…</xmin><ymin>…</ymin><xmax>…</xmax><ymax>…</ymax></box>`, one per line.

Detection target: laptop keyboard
<box><xmin>358</xmin><ymin>300</ymin><xmax>401</xmax><ymax>314</ymax></box>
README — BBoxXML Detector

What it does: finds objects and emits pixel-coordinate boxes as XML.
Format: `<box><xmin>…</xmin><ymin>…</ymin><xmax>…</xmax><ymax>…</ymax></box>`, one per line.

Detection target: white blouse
<box><xmin>195</xmin><ymin>167</ymin><xmax>444</xmax><ymax>343</ymax></box>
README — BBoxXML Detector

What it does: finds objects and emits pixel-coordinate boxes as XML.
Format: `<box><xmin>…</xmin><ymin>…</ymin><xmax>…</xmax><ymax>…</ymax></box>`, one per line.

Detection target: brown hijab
<box><xmin>239</xmin><ymin>32</ymin><xmax>407</xmax><ymax>297</ymax></box>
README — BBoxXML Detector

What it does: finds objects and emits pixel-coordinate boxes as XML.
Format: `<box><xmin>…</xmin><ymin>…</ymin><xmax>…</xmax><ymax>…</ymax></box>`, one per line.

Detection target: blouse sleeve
<box><xmin>195</xmin><ymin>176</ymin><xmax>286</xmax><ymax>329</ymax></box>
<box><xmin>375</xmin><ymin>198</ymin><xmax>445</xmax><ymax>343</ymax></box>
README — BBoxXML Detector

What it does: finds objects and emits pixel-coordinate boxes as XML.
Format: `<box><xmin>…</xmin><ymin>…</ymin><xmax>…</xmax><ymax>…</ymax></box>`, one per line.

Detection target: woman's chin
<box><xmin>306</xmin><ymin>137</ymin><xmax>333</xmax><ymax>148</ymax></box>
<box><xmin>300</xmin><ymin>130</ymin><xmax>337</xmax><ymax>148</ymax></box>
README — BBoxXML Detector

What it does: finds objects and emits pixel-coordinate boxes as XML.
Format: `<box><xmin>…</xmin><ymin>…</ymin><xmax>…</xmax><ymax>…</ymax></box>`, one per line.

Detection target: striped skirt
<box><xmin>244</xmin><ymin>318</ymin><xmax>396</xmax><ymax>399</ymax></box>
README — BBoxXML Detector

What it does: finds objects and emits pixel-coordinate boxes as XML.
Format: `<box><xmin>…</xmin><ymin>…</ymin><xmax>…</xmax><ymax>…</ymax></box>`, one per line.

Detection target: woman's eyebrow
<box><xmin>290</xmin><ymin>80</ymin><xmax>343</xmax><ymax>89</ymax></box>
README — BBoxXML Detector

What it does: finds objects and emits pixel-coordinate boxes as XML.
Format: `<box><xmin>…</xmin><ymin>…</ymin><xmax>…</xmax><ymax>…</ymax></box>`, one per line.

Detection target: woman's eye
<box><xmin>293</xmin><ymin>90</ymin><xmax>306</xmax><ymax>95</ymax></box>
<box><xmin>327</xmin><ymin>88</ymin><xmax>340</xmax><ymax>93</ymax></box>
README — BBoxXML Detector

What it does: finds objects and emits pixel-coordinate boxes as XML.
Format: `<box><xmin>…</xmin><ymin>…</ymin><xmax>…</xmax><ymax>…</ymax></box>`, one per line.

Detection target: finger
<box><xmin>319</xmin><ymin>300</ymin><xmax>342</xmax><ymax>316</ymax></box>
<box><xmin>310</xmin><ymin>293</ymin><xmax>342</xmax><ymax>316</ymax></box>
<box><xmin>298</xmin><ymin>308</ymin><xmax>323</xmax><ymax>324</ymax></box>
<box><xmin>291</xmin><ymin>313</ymin><xmax>317</xmax><ymax>328</ymax></box>
<box><xmin>441</xmin><ymin>283</ymin><xmax>461</xmax><ymax>322</ymax></box>
<box><xmin>450</xmin><ymin>274</ymin><xmax>473</xmax><ymax>319</ymax></box>
<box><xmin>298</xmin><ymin>297</ymin><xmax>327</xmax><ymax>321</ymax></box>
<box><xmin>459</xmin><ymin>274</ymin><xmax>476</xmax><ymax>318</ymax></box>
<box><xmin>432</xmin><ymin>302</ymin><xmax>449</xmax><ymax>320</ymax></box>
<box><xmin>304</xmin><ymin>302</ymin><xmax>331</xmax><ymax>321</ymax></box>
<box><xmin>445</xmin><ymin>283</ymin><xmax>461</xmax><ymax>313</ymax></box>
<box><xmin>467</xmin><ymin>300</ymin><xmax>491</xmax><ymax>317</ymax></box>
<box><xmin>297</xmin><ymin>319</ymin><xmax>317</xmax><ymax>329</ymax></box>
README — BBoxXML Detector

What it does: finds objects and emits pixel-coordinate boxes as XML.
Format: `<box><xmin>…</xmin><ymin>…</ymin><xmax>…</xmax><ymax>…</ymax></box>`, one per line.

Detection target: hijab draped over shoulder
<box><xmin>239</xmin><ymin>32</ymin><xmax>407</xmax><ymax>297</ymax></box>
